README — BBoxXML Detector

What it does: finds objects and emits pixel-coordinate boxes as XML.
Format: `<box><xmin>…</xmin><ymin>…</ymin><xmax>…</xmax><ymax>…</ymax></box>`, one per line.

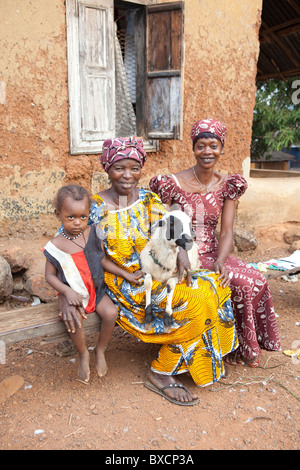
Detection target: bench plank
<box><xmin>0</xmin><ymin>302</ymin><xmax>101</xmax><ymax>345</ymax></box>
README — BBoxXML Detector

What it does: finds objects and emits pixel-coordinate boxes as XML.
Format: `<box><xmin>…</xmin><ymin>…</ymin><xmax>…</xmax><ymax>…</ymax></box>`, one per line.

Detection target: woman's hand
<box><xmin>213</xmin><ymin>260</ymin><xmax>231</xmax><ymax>287</ymax></box>
<box><xmin>124</xmin><ymin>270</ymin><xmax>144</xmax><ymax>284</ymax></box>
<box><xmin>177</xmin><ymin>247</ymin><xmax>192</xmax><ymax>286</ymax></box>
<box><xmin>58</xmin><ymin>294</ymin><xmax>87</xmax><ymax>334</ymax></box>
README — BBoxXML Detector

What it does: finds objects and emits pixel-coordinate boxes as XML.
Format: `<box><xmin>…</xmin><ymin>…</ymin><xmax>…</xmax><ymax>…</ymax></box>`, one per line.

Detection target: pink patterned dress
<box><xmin>150</xmin><ymin>174</ymin><xmax>281</xmax><ymax>361</ymax></box>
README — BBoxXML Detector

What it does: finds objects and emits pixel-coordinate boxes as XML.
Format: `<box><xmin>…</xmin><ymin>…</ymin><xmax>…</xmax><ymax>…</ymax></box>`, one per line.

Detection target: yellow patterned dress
<box><xmin>90</xmin><ymin>189</ymin><xmax>238</xmax><ymax>386</ymax></box>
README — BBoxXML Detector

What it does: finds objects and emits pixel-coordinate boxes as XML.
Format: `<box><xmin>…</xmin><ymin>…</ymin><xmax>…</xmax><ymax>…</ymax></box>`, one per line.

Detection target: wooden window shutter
<box><xmin>146</xmin><ymin>2</ymin><xmax>184</xmax><ymax>140</ymax></box>
<box><xmin>66</xmin><ymin>0</ymin><xmax>115</xmax><ymax>154</ymax></box>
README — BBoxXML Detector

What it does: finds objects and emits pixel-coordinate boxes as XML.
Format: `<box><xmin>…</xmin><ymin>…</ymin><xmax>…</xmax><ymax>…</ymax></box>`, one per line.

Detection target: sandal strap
<box><xmin>160</xmin><ymin>382</ymin><xmax>189</xmax><ymax>393</ymax></box>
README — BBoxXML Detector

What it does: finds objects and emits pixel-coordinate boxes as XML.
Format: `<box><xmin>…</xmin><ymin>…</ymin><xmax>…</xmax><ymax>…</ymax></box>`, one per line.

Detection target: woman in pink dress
<box><xmin>150</xmin><ymin>118</ymin><xmax>281</xmax><ymax>367</ymax></box>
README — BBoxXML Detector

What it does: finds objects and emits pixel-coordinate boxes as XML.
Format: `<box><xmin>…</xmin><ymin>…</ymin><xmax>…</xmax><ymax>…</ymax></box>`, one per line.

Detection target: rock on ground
<box><xmin>0</xmin><ymin>255</ymin><xmax>13</xmax><ymax>302</ymax></box>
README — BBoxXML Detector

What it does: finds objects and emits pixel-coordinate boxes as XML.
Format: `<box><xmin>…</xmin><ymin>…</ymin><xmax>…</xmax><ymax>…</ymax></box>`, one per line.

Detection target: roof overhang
<box><xmin>257</xmin><ymin>0</ymin><xmax>300</xmax><ymax>81</ymax></box>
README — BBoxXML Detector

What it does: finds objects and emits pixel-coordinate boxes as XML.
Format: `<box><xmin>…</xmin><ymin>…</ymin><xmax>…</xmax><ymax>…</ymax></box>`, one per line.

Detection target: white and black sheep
<box><xmin>140</xmin><ymin>210</ymin><xmax>200</xmax><ymax>331</ymax></box>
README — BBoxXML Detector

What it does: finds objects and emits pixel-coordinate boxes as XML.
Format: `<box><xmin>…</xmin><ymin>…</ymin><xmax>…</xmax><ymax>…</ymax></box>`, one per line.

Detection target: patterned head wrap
<box><xmin>190</xmin><ymin>119</ymin><xmax>227</xmax><ymax>146</ymax></box>
<box><xmin>100</xmin><ymin>136</ymin><xmax>147</xmax><ymax>172</ymax></box>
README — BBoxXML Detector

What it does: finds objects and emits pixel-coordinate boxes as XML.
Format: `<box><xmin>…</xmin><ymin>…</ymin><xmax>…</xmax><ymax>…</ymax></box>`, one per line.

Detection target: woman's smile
<box><xmin>201</xmin><ymin>156</ymin><xmax>215</xmax><ymax>164</ymax></box>
<box><xmin>120</xmin><ymin>181</ymin><xmax>134</xmax><ymax>187</ymax></box>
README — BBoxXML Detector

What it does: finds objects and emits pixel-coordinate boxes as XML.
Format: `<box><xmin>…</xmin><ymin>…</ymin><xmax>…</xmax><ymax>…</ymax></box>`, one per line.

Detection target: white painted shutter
<box><xmin>66</xmin><ymin>0</ymin><xmax>115</xmax><ymax>154</ymax></box>
<box><xmin>146</xmin><ymin>2</ymin><xmax>184</xmax><ymax>140</ymax></box>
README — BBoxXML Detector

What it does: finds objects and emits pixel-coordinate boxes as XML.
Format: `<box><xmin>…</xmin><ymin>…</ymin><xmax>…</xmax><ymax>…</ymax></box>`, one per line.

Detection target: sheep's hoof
<box><xmin>144</xmin><ymin>305</ymin><xmax>154</xmax><ymax>328</ymax></box>
<box><xmin>163</xmin><ymin>314</ymin><xmax>173</xmax><ymax>333</ymax></box>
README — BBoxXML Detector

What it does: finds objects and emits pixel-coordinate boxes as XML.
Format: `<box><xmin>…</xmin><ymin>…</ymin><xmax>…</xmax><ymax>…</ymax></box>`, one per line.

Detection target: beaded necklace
<box><xmin>62</xmin><ymin>229</ymin><xmax>87</xmax><ymax>249</ymax></box>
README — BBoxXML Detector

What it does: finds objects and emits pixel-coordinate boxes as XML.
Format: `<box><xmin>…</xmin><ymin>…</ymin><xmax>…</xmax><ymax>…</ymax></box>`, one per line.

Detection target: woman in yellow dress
<box><xmin>60</xmin><ymin>136</ymin><xmax>238</xmax><ymax>406</ymax></box>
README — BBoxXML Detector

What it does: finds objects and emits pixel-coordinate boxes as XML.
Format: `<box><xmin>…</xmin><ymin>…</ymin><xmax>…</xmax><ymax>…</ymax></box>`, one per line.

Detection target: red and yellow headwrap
<box><xmin>100</xmin><ymin>136</ymin><xmax>147</xmax><ymax>172</ymax></box>
<box><xmin>190</xmin><ymin>119</ymin><xmax>227</xmax><ymax>146</ymax></box>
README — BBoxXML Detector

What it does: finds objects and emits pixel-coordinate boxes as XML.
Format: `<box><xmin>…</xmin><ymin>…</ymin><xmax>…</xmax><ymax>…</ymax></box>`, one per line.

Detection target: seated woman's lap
<box><xmin>105</xmin><ymin>270</ymin><xmax>232</xmax><ymax>344</ymax></box>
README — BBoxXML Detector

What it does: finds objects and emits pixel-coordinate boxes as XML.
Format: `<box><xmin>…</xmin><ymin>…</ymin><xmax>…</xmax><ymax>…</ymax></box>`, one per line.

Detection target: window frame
<box><xmin>65</xmin><ymin>0</ymin><xmax>184</xmax><ymax>155</ymax></box>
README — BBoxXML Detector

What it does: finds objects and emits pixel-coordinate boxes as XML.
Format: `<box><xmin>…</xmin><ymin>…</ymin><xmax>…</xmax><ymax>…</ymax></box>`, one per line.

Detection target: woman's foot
<box><xmin>224</xmin><ymin>351</ymin><xmax>243</xmax><ymax>366</ymax></box>
<box><xmin>95</xmin><ymin>349</ymin><xmax>108</xmax><ymax>377</ymax></box>
<box><xmin>146</xmin><ymin>370</ymin><xmax>199</xmax><ymax>405</ymax></box>
<box><xmin>78</xmin><ymin>350</ymin><xmax>90</xmax><ymax>382</ymax></box>
<box><xmin>244</xmin><ymin>357</ymin><xmax>260</xmax><ymax>368</ymax></box>
<box><xmin>225</xmin><ymin>351</ymin><xmax>260</xmax><ymax>368</ymax></box>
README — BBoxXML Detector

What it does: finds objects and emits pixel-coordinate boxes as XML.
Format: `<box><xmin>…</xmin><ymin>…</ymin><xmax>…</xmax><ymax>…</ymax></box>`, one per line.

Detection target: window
<box><xmin>66</xmin><ymin>0</ymin><xmax>184</xmax><ymax>154</ymax></box>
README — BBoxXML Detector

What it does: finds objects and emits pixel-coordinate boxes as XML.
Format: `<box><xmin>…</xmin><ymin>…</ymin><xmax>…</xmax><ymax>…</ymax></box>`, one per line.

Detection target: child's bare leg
<box><xmin>95</xmin><ymin>295</ymin><xmax>118</xmax><ymax>377</ymax></box>
<box><xmin>69</xmin><ymin>312</ymin><xmax>90</xmax><ymax>382</ymax></box>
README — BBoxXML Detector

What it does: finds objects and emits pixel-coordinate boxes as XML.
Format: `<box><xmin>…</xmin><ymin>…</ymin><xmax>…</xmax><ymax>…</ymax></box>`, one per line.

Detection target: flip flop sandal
<box><xmin>144</xmin><ymin>380</ymin><xmax>199</xmax><ymax>406</ymax></box>
<box><xmin>245</xmin><ymin>358</ymin><xmax>260</xmax><ymax>368</ymax></box>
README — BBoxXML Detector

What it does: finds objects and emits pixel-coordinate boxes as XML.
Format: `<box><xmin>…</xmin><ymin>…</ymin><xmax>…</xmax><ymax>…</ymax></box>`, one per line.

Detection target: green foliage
<box><xmin>251</xmin><ymin>77</ymin><xmax>300</xmax><ymax>159</ymax></box>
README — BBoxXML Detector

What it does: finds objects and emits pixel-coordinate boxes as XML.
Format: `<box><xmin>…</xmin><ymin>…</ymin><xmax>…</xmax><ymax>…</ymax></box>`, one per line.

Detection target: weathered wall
<box><xmin>157</xmin><ymin>0</ymin><xmax>262</xmax><ymax>177</ymax></box>
<box><xmin>0</xmin><ymin>0</ymin><xmax>70</xmax><ymax>237</ymax></box>
<box><xmin>238</xmin><ymin>159</ymin><xmax>300</xmax><ymax>228</ymax></box>
<box><xmin>0</xmin><ymin>0</ymin><xmax>263</xmax><ymax>238</ymax></box>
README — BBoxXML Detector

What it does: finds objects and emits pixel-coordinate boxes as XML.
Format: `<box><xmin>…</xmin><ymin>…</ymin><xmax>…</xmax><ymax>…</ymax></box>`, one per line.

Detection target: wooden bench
<box><xmin>0</xmin><ymin>301</ymin><xmax>101</xmax><ymax>352</ymax></box>
<box><xmin>1</xmin><ymin>265</ymin><xmax>298</xmax><ymax>353</ymax></box>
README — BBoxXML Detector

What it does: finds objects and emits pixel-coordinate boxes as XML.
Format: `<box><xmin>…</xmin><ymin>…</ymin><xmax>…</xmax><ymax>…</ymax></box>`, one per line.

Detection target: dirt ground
<box><xmin>0</xmin><ymin>234</ymin><xmax>299</xmax><ymax>452</ymax></box>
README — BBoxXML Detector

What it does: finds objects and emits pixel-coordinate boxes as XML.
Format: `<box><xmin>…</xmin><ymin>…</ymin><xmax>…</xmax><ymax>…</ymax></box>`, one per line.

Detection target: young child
<box><xmin>44</xmin><ymin>184</ymin><xmax>142</xmax><ymax>382</ymax></box>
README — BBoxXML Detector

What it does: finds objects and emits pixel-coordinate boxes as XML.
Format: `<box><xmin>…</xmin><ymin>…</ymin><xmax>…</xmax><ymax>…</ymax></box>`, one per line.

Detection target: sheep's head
<box><xmin>157</xmin><ymin>210</ymin><xmax>196</xmax><ymax>251</ymax></box>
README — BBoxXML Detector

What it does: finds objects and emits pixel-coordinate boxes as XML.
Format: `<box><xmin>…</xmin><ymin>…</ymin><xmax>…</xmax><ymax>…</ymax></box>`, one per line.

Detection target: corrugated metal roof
<box><xmin>257</xmin><ymin>0</ymin><xmax>300</xmax><ymax>81</ymax></box>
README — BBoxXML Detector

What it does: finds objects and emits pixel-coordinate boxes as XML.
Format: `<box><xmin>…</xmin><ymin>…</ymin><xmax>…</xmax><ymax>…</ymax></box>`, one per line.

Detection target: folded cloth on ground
<box><xmin>248</xmin><ymin>250</ymin><xmax>300</xmax><ymax>272</ymax></box>
<box><xmin>247</xmin><ymin>262</ymin><xmax>268</xmax><ymax>272</ymax></box>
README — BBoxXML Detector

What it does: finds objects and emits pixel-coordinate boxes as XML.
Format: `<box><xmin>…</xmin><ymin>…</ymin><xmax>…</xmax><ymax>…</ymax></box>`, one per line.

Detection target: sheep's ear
<box><xmin>150</xmin><ymin>218</ymin><xmax>165</xmax><ymax>235</ymax></box>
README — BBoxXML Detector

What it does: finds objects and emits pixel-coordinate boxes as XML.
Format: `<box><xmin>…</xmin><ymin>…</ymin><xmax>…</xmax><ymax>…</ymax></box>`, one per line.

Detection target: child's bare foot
<box><xmin>95</xmin><ymin>349</ymin><xmax>108</xmax><ymax>377</ymax></box>
<box><xmin>78</xmin><ymin>350</ymin><xmax>90</xmax><ymax>382</ymax></box>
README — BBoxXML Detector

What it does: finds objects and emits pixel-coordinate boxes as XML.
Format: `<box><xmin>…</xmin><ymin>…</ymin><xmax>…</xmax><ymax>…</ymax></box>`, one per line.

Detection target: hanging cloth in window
<box><xmin>124</xmin><ymin>11</ymin><xmax>136</xmax><ymax>105</ymax></box>
<box><xmin>114</xmin><ymin>23</ymin><xmax>136</xmax><ymax>137</ymax></box>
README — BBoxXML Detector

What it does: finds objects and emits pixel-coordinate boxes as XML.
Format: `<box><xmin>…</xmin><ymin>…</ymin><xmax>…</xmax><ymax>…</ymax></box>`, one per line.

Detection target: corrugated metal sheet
<box><xmin>257</xmin><ymin>0</ymin><xmax>300</xmax><ymax>81</ymax></box>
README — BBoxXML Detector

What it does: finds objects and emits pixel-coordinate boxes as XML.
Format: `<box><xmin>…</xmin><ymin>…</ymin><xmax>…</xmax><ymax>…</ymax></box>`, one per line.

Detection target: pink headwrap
<box><xmin>190</xmin><ymin>119</ymin><xmax>227</xmax><ymax>146</ymax></box>
<box><xmin>101</xmin><ymin>136</ymin><xmax>147</xmax><ymax>172</ymax></box>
